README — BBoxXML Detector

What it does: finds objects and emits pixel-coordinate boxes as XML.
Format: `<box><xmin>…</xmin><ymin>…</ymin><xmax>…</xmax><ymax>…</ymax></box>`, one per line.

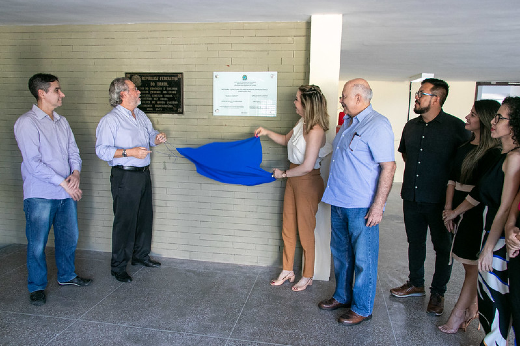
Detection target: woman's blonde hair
<box><xmin>299</xmin><ymin>85</ymin><xmax>329</xmax><ymax>134</ymax></box>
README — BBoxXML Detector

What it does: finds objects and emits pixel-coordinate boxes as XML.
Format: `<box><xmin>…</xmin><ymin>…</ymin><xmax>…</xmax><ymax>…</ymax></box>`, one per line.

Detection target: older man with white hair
<box><xmin>96</xmin><ymin>77</ymin><xmax>167</xmax><ymax>283</ymax></box>
<box><xmin>319</xmin><ymin>78</ymin><xmax>396</xmax><ymax>326</ymax></box>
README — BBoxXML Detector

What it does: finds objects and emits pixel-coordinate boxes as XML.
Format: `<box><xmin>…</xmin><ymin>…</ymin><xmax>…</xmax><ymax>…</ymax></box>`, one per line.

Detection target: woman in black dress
<box><xmin>439</xmin><ymin>100</ymin><xmax>500</xmax><ymax>334</ymax></box>
<box><xmin>443</xmin><ymin>96</ymin><xmax>520</xmax><ymax>344</ymax></box>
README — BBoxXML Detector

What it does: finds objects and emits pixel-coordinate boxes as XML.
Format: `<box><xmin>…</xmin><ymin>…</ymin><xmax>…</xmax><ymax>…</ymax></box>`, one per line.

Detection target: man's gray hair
<box><xmin>352</xmin><ymin>83</ymin><xmax>373</xmax><ymax>102</ymax></box>
<box><xmin>109</xmin><ymin>77</ymin><xmax>130</xmax><ymax>107</ymax></box>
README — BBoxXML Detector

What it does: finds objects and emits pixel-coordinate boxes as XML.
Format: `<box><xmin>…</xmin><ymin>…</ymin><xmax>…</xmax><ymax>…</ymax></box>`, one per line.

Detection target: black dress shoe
<box><xmin>58</xmin><ymin>276</ymin><xmax>92</xmax><ymax>286</ymax></box>
<box><xmin>318</xmin><ymin>297</ymin><xmax>350</xmax><ymax>311</ymax></box>
<box><xmin>131</xmin><ymin>257</ymin><xmax>161</xmax><ymax>268</ymax></box>
<box><xmin>111</xmin><ymin>270</ymin><xmax>132</xmax><ymax>282</ymax></box>
<box><xmin>30</xmin><ymin>290</ymin><xmax>46</xmax><ymax>306</ymax></box>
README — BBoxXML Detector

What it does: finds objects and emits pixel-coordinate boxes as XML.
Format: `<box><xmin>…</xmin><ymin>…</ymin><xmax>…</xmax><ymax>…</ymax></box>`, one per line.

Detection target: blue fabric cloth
<box><xmin>177</xmin><ymin>136</ymin><xmax>276</xmax><ymax>186</ymax></box>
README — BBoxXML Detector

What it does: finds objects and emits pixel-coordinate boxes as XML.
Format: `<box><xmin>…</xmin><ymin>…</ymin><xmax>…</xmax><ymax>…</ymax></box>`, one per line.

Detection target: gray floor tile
<box><xmin>0</xmin><ymin>184</ymin><xmax>502</xmax><ymax>346</ymax></box>
<box><xmin>0</xmin><ymin>312</ymin><xmax>75</xmax><ymax>346</ymax></box>
<box><xmin>229</xmin><ymin>269</ymin><xmax>394</xmax><ymax>346</ymax></box>
<box><xmin>51</xmin><ymin>321</ymin><xmax>228</xmax><ymax>346</ymax></box>
<box><xmin>81</xmin><ymin>265</ymin><xmax>258</xmax><ymax>337</ymax></box>
<box><xmin>0</xmin><ymin>255</ymin><xmax>136</xmax><ymax>319</ymax></box>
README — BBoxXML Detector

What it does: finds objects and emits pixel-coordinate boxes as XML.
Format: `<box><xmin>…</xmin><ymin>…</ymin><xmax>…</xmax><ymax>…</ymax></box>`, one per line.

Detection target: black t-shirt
<box><xmin>449</xmin><ymin>143</ymin><xmax>501</xmax><ymax>185</ymax></box>
<box><xmin>399</xmin><ymin>111</ymin><xmax>470</xmax><ymax>203</ymax></box>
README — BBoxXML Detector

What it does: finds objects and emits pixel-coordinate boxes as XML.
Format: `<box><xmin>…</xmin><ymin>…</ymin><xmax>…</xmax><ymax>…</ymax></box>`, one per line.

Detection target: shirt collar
<box><xmin>348</xmin><ymin>104</ymin><xmax>373</xmax><ymax>123</ymax></box>
<box><xmin>116</xmin><ymin>104</ymin><xmax>135</xmax><ymax>118</ymax></box>
<box><xmin>419</xmin><ymin>110</ymin><xmax>446</xmax><ymax>123</ymax></box>
<box><xmin>32</xmin><ymin>104</ymin><xmax>61</xmax><ymax>122</ymax></box>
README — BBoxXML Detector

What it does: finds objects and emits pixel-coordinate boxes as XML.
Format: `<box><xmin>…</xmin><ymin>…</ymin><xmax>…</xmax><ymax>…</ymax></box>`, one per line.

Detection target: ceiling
<box><xmin>2</xmin><ymin>0</ymin><xmax>519</xmax><ymax>82</ymax></box>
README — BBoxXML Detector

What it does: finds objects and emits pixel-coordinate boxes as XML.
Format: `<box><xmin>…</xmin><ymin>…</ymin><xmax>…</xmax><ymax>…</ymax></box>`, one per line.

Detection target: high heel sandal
<box><xmin>461</xmin><ymin>311</ymin><xmax>480</xmax><ymax>331</ymax></box>
<box><xmin>460</xmin><ymin>311</ymin><xmax>480</xmax><ymax>331</ymax></box>
<box><xmin>291</xmin><ymin>277</ymin><xmax>313</xmax><ymax>292</ymax></box>
<box><xmin>270</xmin><ymin>270</ymin><xmax>295</xmax><ymax>286</ymax></box>
<box><xmin>461</xmin><ymin>303</ymin><xmax>480</xmax><ymax>331</ymax></box>
<box><xmin>438</xmin><ymin>308</ymin><xmax>467</xmax><ymax>334</ymax></box>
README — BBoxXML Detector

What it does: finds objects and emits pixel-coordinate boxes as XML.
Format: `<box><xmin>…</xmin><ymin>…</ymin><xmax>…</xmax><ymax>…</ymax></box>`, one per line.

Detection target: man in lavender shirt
<box><xmin>14</xmin><ymin>73</ymin><xmax>92</xmax><ymax>306</ymax></box>
<box><xmin>96</xmin><ymin>77</ymin><xmax>167</xmax><ymax>283</ymax></box>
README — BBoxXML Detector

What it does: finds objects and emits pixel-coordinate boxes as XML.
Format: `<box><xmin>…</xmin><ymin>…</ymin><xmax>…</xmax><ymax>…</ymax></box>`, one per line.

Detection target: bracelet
<box><xmin>282</xmin><ymin>170</ymin><xmax>287</xmax><ymax>178</ymax></box>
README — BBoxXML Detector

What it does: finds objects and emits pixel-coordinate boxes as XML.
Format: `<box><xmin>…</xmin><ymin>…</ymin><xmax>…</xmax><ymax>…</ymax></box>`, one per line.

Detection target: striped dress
<box><xmin>470</xmin><ymin>153</ymin><xmax>510</xmax><ymax>346</ymax></box>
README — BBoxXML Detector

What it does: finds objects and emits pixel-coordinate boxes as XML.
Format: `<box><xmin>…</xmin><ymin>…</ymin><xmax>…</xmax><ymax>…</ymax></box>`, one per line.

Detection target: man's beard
<box><xmin>414</xmin><ymin>102</ymin><xmax>430</xmax><ymax>114</ymax></box>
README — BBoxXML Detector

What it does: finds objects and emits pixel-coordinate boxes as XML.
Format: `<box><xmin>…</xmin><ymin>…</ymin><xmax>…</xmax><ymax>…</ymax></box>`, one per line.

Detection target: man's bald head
<box><xmin>341</xmin><ymin>78</ymin><xmax>373</xmax><ymax>116</ymax></box>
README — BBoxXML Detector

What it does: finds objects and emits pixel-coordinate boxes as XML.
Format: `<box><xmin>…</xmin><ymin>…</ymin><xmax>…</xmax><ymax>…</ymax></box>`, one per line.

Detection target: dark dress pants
<box><xmin>110</xmin><ymin>167</ymin><xmax>153</xmax><ymax>272</ymax></box>
<box><xmin>403</xmin><ymin>200</ymin><xmax>453</xmax><ymax>295</ymax></box>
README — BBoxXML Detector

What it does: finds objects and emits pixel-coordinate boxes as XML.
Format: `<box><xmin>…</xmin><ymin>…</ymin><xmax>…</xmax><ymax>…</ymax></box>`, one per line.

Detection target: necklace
<box><xmin>506</xmin><ymin>146</ymin><xmax>520</xmax><ymax>154</ymax></box>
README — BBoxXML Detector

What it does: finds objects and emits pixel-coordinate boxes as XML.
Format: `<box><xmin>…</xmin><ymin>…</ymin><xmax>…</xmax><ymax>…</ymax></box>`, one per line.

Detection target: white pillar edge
<box><xmin>308</xmin><ymin>14</ymin><xmax>343</xmax><ymax>281</ymax></box>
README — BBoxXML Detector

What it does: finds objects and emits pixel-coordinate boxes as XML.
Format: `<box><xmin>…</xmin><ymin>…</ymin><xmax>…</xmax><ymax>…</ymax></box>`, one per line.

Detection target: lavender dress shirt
<box><xmin>95</xmin><ymin>105</ymin><xmax>159</xmax><ymax>167</ymax></box>
<box><xmin>14</xmin><ymin>105</ymin><xmax>82</xmax><ymax>200</ymax></box>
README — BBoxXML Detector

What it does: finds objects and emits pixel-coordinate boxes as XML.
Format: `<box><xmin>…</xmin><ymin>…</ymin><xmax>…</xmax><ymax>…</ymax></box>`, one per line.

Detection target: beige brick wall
<box><xmin>0</xmin><ymin>22</ymin><xmax>310</xmax><ymax>266</ymax></box>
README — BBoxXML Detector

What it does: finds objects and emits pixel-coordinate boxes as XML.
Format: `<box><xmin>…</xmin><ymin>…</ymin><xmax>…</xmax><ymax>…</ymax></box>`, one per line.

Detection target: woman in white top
<box><xmin>254</xmin><ymin>85</ymin><xmax>330</xmax><ymax>291</ymax></box>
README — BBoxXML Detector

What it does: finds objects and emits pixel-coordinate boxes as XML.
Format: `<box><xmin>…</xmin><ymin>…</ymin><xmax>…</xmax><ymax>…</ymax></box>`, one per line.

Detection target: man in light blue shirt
<box><xmin>319</xmin><ymin>78</ymin><xmax>396</xmax><ymax>325</ymax></box>
<box><xmin>96</xmin><ymin>77</ymin><xmax>167</xmax><ymax>283</ymax></box>
<box><xmin>14</xmin><ymin>73</ymin><xmax>92</xmax><ymax>306</ymax></box>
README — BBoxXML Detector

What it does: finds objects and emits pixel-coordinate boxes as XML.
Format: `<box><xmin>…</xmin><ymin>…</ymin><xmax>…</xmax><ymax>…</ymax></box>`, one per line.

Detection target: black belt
<box><xmin>114</xmin><ymin>165</ymin><xmax>149</xmax><ymax>172</ymax></box>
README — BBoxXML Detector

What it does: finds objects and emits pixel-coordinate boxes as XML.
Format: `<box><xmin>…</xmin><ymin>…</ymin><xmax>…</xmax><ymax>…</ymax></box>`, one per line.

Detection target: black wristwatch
<box><xmin>122</xmin><ymin>149</ymin><xmax>127</xmax><ymax>157</ymax></box>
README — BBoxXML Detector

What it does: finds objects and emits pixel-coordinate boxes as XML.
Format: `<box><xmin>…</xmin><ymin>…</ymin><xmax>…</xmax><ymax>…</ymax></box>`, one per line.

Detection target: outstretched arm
<box><xmin>254</xmin><ymin>127</ymin><xmax>293</xmax><ymax>146</ymax></box>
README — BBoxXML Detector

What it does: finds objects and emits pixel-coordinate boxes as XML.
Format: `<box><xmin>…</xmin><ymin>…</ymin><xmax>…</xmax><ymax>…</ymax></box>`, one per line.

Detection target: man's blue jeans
<box><xmin>331</xmin><ymin>206</ymin><xmax>379</xmax><ymax>317</ymax></box>
<box><xmin>23</xmin><ymin>198</ymin><xmax>78</xmax><ymax>292</ymax></box>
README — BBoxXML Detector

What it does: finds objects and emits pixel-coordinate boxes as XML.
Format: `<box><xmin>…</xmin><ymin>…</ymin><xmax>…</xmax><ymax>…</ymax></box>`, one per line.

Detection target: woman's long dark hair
<box><xmin>460</xmin><ymin>99</ymin><xmax>501</xmax><ymax>183</ymax></box>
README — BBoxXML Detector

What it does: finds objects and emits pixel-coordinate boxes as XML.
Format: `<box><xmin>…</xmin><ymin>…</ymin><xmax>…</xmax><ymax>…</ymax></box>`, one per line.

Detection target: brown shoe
<box><xmin>426</xmin><ymin>293</ymin><xmax>444</xmax><ymax>316</ymax></box>
<box><xmin>318</xmin><ymin>297</ymin><xmax>350</xmax><ymax>311</ymax></box>
<box><xmin>390</xmin><ymin>281</ymin><xmax>426</xmax><ymax>298</ymax></box>
<box><xmin>338</xmin><ymin>309</ymin><xmax>372</xmax><ymax>326</ymax></box>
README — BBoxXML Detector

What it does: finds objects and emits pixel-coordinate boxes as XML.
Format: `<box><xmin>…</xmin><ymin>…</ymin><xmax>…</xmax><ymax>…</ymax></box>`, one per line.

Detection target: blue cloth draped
<box><xmin>177</xmin><ymin>136</ymin><xmax>276</xmax><ymax>186</ymax></box>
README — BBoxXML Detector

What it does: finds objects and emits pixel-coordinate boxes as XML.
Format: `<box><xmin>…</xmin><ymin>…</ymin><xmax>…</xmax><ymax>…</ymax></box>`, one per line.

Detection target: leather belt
<box><xmin>114</xmin><ymin>165</ymin><xmax>149</xmax><ymax>172</ymax></box>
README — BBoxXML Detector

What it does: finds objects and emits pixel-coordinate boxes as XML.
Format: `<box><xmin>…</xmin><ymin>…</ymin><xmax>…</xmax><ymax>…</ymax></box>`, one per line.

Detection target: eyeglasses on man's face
<box><xmin>415</xmin><ymin>91</ymin><xmax>437</xmax><ymax>99</ymax></box>
<box><xmin>494</xmin><ymin>113</ymin><xmax>510</xmax><ymax>123</ymax></box>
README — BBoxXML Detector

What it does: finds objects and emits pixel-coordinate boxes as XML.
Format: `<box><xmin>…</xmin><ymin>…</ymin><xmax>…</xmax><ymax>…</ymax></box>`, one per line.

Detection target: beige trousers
<box><xmin>282</xmin><ymin>163</ymin><xmax>324</xmax><ymax>278</ymax></box>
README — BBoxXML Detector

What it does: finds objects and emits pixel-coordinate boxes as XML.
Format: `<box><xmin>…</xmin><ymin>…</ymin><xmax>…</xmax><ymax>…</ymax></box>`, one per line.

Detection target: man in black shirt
<box><xmin>390</xmin><ymin>78</ymin><xmax>470</xmax><ymax>315</ymax></box>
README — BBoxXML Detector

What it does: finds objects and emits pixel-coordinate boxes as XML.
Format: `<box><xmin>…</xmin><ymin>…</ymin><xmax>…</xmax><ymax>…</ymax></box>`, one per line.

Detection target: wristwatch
<box><xmin>282</xmin><ymin>170</ymin><xmax>287</xmax><ymax>178</ymax></box>
<box><xmin>122</xmin><ymin>149</ymin><xmax>127</xmax><ymax>157</ymax></box>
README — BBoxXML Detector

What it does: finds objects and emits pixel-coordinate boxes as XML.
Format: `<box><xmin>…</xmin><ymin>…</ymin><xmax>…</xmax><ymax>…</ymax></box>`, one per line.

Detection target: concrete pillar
<box><xmin>308</xmin><ymin>14</ymin><xmax>343</xmax><ymax>281</ymax></box>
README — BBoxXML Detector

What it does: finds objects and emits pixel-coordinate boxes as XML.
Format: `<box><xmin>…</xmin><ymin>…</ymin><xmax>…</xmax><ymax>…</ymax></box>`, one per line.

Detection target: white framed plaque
<box><xmin>213</xmin><ymin>72</ymin><xmax>277</xmax><ymax>116</ymax></box>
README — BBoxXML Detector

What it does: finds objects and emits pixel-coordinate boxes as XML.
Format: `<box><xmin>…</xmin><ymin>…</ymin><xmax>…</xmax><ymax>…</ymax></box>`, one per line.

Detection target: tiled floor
<box><xmin>0</xmin><ymin>185</ymin><xmax>496</xmax><ymax>345</ymax></box>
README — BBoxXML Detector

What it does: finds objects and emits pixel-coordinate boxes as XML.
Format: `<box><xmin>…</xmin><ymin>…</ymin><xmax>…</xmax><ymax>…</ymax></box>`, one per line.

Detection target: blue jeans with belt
<box><xmin>23</xmin><ymin>198</ymin><xmax>78</xmax><ymax>292</ymax></box>
<box><xmin>331</xmin><ymin>206</ymin><xmax>379</xmax><ymax>317</ymax></box>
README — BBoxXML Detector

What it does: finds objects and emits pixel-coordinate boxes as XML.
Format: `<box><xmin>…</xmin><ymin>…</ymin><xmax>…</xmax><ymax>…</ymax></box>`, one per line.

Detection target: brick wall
<box><xmin>0</xmin><ymin>22</ymin><xmax>310</xmax><ymax>266</ymax></box>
